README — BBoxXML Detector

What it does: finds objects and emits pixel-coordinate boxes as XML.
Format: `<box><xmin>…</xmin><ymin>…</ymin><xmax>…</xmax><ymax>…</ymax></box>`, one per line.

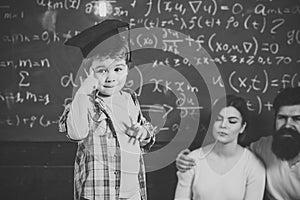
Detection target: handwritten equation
<box><xmin>0</xmin><ymin>0</ymin><xmax>300</xmax><ymax>140</ymax></box>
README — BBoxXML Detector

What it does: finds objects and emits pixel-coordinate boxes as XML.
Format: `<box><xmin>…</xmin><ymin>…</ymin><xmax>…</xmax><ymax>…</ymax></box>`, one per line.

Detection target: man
<box><xmin>176</xmin><ymin>87</ymin><xmax>300</xmax><ymax>200</ymax></box>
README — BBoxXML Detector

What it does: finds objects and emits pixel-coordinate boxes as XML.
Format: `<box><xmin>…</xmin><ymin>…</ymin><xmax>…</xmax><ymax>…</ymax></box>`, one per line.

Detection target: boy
<box><xmin>59</xmin><ymin>19</ymin><xmax>156</xmax><ymax>200</ymax></box>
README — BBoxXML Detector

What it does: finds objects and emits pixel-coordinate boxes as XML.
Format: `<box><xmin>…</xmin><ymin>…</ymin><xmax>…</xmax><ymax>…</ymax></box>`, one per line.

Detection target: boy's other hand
<box><xmin>176</xmin><ymin>149</ymin><xmax>195</xmax><ymax>172</ymax></box>
<box><xmin>126</xmin><ymin>118</ymin><xmax>150</xmax><ymax>144</ymax></box>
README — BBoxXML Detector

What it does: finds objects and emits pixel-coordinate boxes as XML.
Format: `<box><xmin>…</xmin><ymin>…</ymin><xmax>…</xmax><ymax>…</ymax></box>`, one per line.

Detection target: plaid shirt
<box><xmin>59</xmin><ymin>90</ymin><xmax>156</xmax><ymax>200</ymax></box>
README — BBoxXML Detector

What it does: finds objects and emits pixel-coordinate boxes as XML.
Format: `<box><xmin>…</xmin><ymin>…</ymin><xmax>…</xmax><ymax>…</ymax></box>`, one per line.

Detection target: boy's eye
<box><xmin>115</xmin><ymin>67</ymin><xmax>123</xmax><ymax>72</ymax></box>
<box><xmin>95</xmin><ymin>68</ymin><xmax>107</xmax><ymax>74</ymax></box>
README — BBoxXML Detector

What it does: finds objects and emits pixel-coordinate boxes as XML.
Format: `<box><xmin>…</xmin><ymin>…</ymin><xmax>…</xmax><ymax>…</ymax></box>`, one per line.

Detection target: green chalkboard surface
<box><xmin>1</xmin><ymin>0</ymin><xmax>300</xmax><ymax>144</ymax></box>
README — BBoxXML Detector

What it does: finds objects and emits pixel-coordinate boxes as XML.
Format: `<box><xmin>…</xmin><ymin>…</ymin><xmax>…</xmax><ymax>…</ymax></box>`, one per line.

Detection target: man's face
<box><xmin>91</xmin><ymin>58</ymin><xmax>128</xmax><ymax>96</ymax></box>
<box><xmin>272</xmin><ymin>105</ymin><xmax>300</xmax><ymax>160</ymax></box>
<box><xmin>275</xmin><ymin>105</ymin><xmax>300</xmax><ymax>132</ymax></box>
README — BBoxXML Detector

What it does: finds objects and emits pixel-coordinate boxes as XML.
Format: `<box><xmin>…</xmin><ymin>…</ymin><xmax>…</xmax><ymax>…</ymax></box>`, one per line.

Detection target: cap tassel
<box><xmin>127</xmin><ymin>24</ymin><xmax>132</xmax><ymax>64</ymax></box>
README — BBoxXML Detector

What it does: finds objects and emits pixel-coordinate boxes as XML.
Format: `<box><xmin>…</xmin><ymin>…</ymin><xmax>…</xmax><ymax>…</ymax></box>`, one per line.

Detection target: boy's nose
<box><xmin>105</xmin><ymin>78</ymin><xmax>115</xmax><ymax>83</ymax></box>
<box><xmin>105</xmin><ymin>72</ymin><xmax>115</xmax><ymax>82</ymax></box>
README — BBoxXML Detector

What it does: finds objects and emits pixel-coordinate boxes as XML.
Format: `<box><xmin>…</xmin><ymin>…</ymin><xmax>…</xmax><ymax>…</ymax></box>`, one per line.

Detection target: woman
<box><xmin>174</xmin><ymin>95</ymin><xmax>266</xmax><ymax>200</ymax></box>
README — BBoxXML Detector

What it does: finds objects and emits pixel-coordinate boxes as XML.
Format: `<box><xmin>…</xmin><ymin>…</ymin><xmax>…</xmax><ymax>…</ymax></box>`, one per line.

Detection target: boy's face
<box><xmin>91</xmin><ymin>57</ymin><xmax>128</xmax><ymax>96</ymax></box>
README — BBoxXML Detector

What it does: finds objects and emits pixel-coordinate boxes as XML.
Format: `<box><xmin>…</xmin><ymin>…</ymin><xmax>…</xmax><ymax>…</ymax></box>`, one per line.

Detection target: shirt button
<box><xmin>114</xmin><ymin>170</ymin><xmax>119</xmax><ymax>175</ymax></box>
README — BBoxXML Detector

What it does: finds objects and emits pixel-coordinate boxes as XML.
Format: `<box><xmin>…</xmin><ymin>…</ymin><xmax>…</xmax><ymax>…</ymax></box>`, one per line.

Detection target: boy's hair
<box><xmin>87</xmin><ymin>36</ymin><xmax>129</xmax><ymax>63</ymax></box>
<box><xmin>80</xmin><ymin>36</ymin><xmax>129</xmax><ymax>70</ymax></box>
<box><xmin>273</xmin><ymin>87</ymin><xmax>300</xmax><ymax>115</ymax></box>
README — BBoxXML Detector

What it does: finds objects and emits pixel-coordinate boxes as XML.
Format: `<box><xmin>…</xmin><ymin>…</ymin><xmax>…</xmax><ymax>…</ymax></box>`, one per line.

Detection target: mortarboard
<box><xmin>65</xmin><ymin>19</ymin><xmax>130</xmax><ymax>59</ymax></box>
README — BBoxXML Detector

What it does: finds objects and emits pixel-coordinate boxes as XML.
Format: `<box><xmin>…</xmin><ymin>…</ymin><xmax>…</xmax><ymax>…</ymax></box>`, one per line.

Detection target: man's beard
<box><xmin>271</xmin><ymin>127</ymin><xmax>300</xmax><ymax>161</ymax></box>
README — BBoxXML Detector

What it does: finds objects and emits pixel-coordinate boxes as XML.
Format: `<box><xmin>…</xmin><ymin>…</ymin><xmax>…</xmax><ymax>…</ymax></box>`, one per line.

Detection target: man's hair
<box><xmin>273</xmin><ymin>87</ymin><xmax>300</xmax><ymax>114</ymax></box>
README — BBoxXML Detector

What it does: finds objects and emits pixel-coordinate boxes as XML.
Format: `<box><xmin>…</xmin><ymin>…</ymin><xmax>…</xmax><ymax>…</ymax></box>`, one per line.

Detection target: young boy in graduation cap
<box><xmin>59</xmin><ymin>19</ymin><xmax>156</xmax><ymax>200</ymax></box>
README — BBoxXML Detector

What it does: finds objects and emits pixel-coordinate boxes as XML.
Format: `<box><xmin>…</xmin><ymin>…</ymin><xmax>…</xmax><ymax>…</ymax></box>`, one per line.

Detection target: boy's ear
<box><xmin>89</xmin><ymin>66</ymin><xmax>94</xmax><ymax>76</ymax></box>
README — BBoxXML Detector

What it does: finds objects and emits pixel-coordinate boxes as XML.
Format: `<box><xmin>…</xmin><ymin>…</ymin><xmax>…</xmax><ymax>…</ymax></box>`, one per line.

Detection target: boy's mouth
<box><xmin>103</xmin><ymin>85</ymin><xmax>115</xmax><ymax>88</ymax></box>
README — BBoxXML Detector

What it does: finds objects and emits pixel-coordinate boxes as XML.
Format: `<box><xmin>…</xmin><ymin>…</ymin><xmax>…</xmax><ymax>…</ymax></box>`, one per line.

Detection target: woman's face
<box><xmin>212</xmin><ymin>106</ymin><xmax>246</xmax><ymax>144</ymax></box>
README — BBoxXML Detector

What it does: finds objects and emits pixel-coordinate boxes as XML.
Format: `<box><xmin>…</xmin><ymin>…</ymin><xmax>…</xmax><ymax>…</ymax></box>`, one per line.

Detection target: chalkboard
<box><xmin>1</xmin><ymin>0</ymin><xmax>300</xmax><ymax>145</ymax></box>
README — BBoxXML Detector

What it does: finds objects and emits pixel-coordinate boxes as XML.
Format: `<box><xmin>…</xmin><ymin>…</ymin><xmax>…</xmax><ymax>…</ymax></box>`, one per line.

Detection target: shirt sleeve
<box><xmin>59</xmin><ymin>92</ymin><xmax>94</xmax><ymax>141</ymax></box>
<box><xmin>244</xmin><ymin>152</ymin><xmax>266</xmax><ymax>200</ymax></box>
<box><xmin>174</xmin><ymin>167</ymin><xmax>195</xmax><ymax>200</ymax></box>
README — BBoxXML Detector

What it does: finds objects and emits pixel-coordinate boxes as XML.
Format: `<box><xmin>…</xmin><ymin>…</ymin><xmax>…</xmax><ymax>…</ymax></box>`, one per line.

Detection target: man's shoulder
<box><xmin>250</xmin><ymin>136</ymin><xmax>273</xmax><ymax>159</ymax></box>
<box><xmin>244</xmin><ymin>148</ymin><xmax>266</xmax><ymax>168</ymax></box>
<box><xmin>252</xmin><ymin>136</ymin><xmax>272</xmax><ymax>147</ymax></box>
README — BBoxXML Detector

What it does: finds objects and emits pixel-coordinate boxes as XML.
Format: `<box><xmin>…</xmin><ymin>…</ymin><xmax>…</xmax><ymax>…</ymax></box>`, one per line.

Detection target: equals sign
<box><xmin>261</xmin><ymin>43</ymin><xmax>269</xmax><ymax>51</ymax></box>
<box><xmin>271</xmin><ymin>79</ymin><xmax>279</xmax><ymax>87</ymax></box>
<box><xmin>32</xmin><ymin>35</ymin><xmax>40</xmax><ymax>40</ymax></box>
<box><xmin>33</xmin><ymin>61</ymin><xmax>40</xmax><ymax>67</ymax></box>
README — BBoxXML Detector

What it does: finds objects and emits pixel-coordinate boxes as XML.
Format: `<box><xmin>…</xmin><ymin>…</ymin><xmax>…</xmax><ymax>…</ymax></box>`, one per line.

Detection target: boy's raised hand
<box><xmin>77</xmin><ymin>67</ymin><xmax>99</xmax><ymax>94</ymax></box>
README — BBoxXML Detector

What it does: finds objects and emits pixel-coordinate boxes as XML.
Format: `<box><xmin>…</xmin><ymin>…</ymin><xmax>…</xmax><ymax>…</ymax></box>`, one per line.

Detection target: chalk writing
<box><xmin>0</xmin><ymin>58</ymin><xmax>50</xmax><ymax>68</ymax></box>
<box><xmin>1</xmin><ymin>0</ymin><xmax>300</xmax><ymax>141</ymax></box>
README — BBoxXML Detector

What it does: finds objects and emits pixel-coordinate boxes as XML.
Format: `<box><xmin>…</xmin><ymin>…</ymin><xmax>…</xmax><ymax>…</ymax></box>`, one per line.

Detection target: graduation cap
<box><xmin>65</xmin><ymin>19</ymin><xmax>130</xmax><ymax>60</ymax></box>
